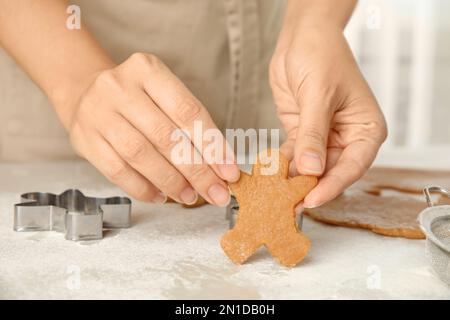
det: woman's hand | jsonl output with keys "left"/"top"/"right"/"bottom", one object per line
{"left": 0, "top": 2, "right": 238, "bottom": 206}
{"left": 60, "top": 53, "right": 239, "bottom": 206}
{"left": 270, "top": 23, "right": 387, "bottom": 208}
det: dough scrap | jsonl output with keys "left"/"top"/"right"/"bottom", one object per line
{"left": 305, "top": 167, "right": 450, "bottom": 239}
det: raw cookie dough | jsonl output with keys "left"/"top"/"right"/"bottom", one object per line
{"left": 305, "top": 189, "right": 426, "bottom": 239}
{"left": 305, "top": 167, "right": 450, "bottom": 239}
{"left": 221, "top": 149, "right": 317, "bottom": 267}
{"left": 357, "top": 167, "right": 450, "bottom": 192}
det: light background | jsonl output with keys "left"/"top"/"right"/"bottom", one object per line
{"left": 345, "top": 0, "right": 450, "bottom": 168}
{"left": 0, "top": 0, "right": 448, "bottom": 167}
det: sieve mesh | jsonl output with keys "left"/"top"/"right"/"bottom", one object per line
{"left": 426, "top": 217, "right": 450, "bottom": 285}
{"left": 431, "top": 217, "right": 450, "bottom": 246}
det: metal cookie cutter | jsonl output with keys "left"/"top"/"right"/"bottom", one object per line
{"left": 14, "top": 189, "right": 131, "bottom": 241}
{"left": 226, "top": 195, "right": 303, "bottom": 230}
{"left": 419, "top": 186, "right": 450, "bottom": 285}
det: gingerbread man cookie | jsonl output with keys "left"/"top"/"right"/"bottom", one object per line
{"left": 221, "top": 149, "right": 317, "bottom": 267}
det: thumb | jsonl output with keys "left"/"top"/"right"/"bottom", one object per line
{"left": 294, "top": 103, "right": 331, "bottom": 176}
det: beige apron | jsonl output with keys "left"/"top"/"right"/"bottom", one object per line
{"left": 0, "top": 0, "right": 286, "bottom": 162}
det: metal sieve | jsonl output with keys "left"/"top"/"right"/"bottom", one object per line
{"left": 419, "top": 186, "right": 450, "bottom": 285}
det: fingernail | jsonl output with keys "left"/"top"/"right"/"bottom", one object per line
{"left": 294, "top": 203, "right": 304, "bottom": 214}
{"left": 208, "top": 184, "right": 231, "bottom": 207}
{"left": 299, "top": 152, "right": 323, "bottom": 174}
{"left": 153, "top": 192, "right": 167, "bottom": 204}
{"left": 218, "top": 164, "right": 240, "bottom": 182}
{"left": 180, "top": 187, "right": 198, "bottom": 205}
{"left": 303, "top": 202, "right": 322, "bottom": 209}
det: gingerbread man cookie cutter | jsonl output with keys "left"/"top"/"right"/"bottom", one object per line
{"left": 221, "top": 149, "right": 317, "bottom": 267}
{"left": 14, "top": 189, "right": 131, "bottom": 241}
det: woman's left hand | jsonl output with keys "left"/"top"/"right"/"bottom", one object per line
{"left": 270, "top": 23, "right": 387, "bottom": 208}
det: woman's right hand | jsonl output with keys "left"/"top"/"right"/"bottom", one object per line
{"left": 60, "top": 53, "right": 239, "bottom": 206}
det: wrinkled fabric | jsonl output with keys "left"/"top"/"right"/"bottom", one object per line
{"left": 0, "top": 0, "right": 286, "bottom": 161}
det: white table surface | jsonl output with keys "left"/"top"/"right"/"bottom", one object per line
{"left": 0, "top": 157, "right": 449, "bottom": 299}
